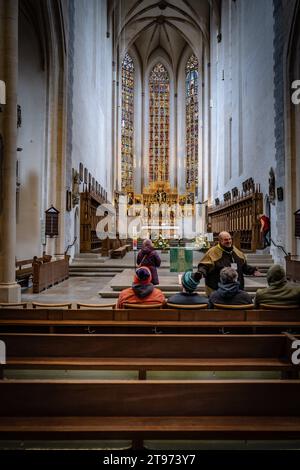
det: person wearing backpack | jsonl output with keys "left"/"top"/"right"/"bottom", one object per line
{"left": 137, "top": 239, "right": 161, "bottom": 285}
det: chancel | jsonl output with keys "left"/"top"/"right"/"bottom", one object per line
{"left": 0, "top": 0, "right": 300, "bottom": 457}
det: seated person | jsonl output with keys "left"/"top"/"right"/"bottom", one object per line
{"left": 168, "top": 271, "right": 209, "bottom": 306}
{"left": 209, "top": 267, "right": 252, "bottom": 307}
{"left": 254, "top": 264, "right": 300, "bottom": 307}
{"left": 117, "top": 266, "right": 165, "bottom": 309}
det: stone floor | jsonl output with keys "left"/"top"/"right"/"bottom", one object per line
{"left": 22, "top": 250, "right": 273, "bottom": 305}
{"left": 22, "top": 276, "right": 114, "bottom": 306}
{"left": 21, "top": 269, "right": 268, "bottom": 304}
{"left": 108, "top": 269, "right": 268, "bottom": 292}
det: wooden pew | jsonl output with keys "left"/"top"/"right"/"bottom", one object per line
{"left": 1, "top": 333, "right": 299, "bottom": 379}
{"left": 0, "top": 307, "right": 299, "bottom": 321}
{"left": 15, "top": 259, "right": 33, "bottom": 287}
{"left": 0, "top": 379, "right": 300, "bottom": 442}
{"left": 0, "top": 308, "right": 299, "bottom": 334}
{"left": 15, "top": 254, "right": 52, "bottom": 287}
{"left": 32, "top": 256, "right": 69, "bottom": 293}
{"left": 1, "top": 319, "right": 300, "bottom": 335}
{"left": 110, "top": 246, "right": 127, "bottom": 258}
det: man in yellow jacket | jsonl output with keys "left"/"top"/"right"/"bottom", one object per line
{"left": 197, "top": 231, "right": 262, "bottom": 295}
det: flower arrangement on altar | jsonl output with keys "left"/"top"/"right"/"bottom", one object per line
{"left": 194, "top": 235, "right": 210, "bottom": 251}
{"left": 153, "top": 234, "right": 170, "bottom": 250}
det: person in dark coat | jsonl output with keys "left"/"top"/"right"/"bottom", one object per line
{"left": 137, "top": 239, "right": 161, "bottom": 285}
{"left": 209, "top": 267, "right": 253, "bottom": 307}
{"left": 168, "top": 270, "right": 208, "bottom": 306}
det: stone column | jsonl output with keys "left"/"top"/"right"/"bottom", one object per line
{"left": 0, "top": 0, "right": 21, "bottom": 302}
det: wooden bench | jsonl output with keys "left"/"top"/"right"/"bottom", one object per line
{"left": 0, "top": 308, "right": 299, "bottom": 334}
{"left": 110, "top": 246, "right": 127, "bottom": 258}
{"left": 1, "top": 332, "right": 299, "bottom": 380}
{"left": 0, "top": 303, "right": 27, "bottom": 309}
{"left": 32, "top": 256, "right": 69, "bottom": 293}
{"left": 1, "top": 379, "right": 300, "bottom": 443}
{"left": 15, "top": 255, "right": 52, "bottom": 288}
{"left": 0, "top": 307, "right": 299, "bottom": 322}
{"left": 15, "top": 259, "right": 33, "bottom": 287}
{"left": 1, "top": 319, "right": 300, "bottom": 335}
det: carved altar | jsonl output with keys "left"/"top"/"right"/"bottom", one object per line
{"left": 117, "top": 182, "right": 196, "bottom": 240}
{"left": 142, "top": 182, "right": 178, "bottom": 207}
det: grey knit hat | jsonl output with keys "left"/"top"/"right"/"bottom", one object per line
{"left": 266, "top": 264, "right": 286, "bottom": 285}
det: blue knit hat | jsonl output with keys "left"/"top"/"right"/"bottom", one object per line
{"left": 181, "top": 270, "right": 199, "bottom": 293}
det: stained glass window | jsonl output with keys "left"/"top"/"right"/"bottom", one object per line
{"left": 121, "top": 53, "right": 134, "bottom": 191}
{"left": 149, "top": 63, "right": 170, "bottom": 182}
{"left": 185, "top": 54, "right": 199, "bottom": 196}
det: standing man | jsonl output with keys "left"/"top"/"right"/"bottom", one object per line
{"left": 197, "top": 231, "right": 263, "bottom": 295}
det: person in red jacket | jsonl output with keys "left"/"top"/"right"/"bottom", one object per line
{"left": 117, "top": 266, "right": 165, "bottom": 308}
{"left": 259, "top": 214, "right": 271, "bottom": 247}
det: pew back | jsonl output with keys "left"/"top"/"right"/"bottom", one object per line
{"left": 0, "top": 333, "right": 294, "bottom": 359}
{"left": 1, "top": 379, "right": 300, "bottom": 418}
{"left": 0, "top": 307, "right": 299, "bottom": 321}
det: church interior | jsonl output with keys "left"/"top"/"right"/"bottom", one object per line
{"left": 0, "top": 0, "right": 300, "bottom": 457}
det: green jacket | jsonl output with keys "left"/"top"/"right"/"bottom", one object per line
{"left": 254, "top": 281, "right": 300, "bottom": 307}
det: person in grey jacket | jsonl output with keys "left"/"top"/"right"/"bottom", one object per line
{"left": 209, "top": 267, "right": 253, "bottom": 307}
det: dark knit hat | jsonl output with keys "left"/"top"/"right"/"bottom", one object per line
{"left": 135, "top": 266, "right": 152, "bottom": 282}
{"left": 266, "top": 264, "right": 286, "bottom": 285}
{"left": 182, "top": 270, "right": 199, "bottom": 293}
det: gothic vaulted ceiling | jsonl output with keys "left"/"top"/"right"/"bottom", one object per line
{"left": 110, "top": 0, "right": 213, "bottom": 71}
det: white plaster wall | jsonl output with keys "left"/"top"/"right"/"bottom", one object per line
{"left": 16, "top": 12, "right": 47, "bottom": 259}
{"left": 71, "top": 0, "right": 112, "bottom": 195}
{"left": 209, "top": 0, "right": 276, "bottom": 236}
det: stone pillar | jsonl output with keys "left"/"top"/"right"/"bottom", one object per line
{"left": 0, "top": 0, "right": 21, "bottom": 302}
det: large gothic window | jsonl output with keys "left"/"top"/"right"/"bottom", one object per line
{"left": 149, "top": 63, "right": 170, "bottom": 182}
{"left": 185, "top": 54, "right": 199, "bottom": 194}
{"left": 121, "top": 53, "right": 134, "bottom": 191}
